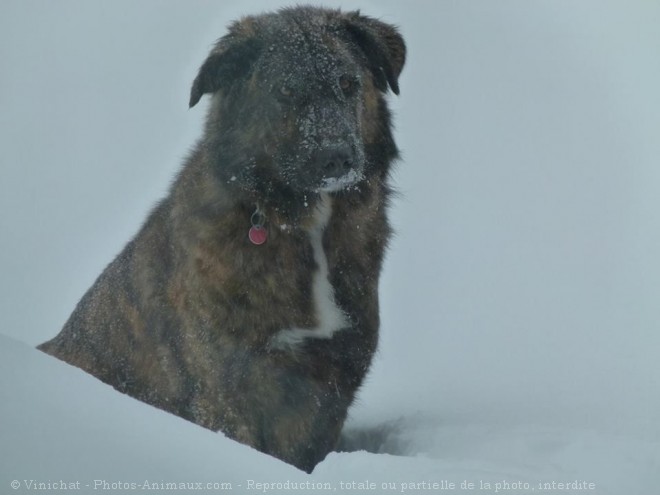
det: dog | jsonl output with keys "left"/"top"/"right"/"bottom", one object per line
{"left": 39, "top": 6, "right": 405, "bottom": 472}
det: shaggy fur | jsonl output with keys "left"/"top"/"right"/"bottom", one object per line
{"left": 39, "top": 6, "right": 405, "bottom": 472}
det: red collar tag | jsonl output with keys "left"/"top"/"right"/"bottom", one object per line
{"left": 249, "top": 207, "right": 268, "bottom": 245}
{"left": 249, "top": 225, "right": 268, "bottom": 245}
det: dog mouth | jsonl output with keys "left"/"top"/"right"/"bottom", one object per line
{"left": 316, "top": 168, "right": 362, "bottom": 193}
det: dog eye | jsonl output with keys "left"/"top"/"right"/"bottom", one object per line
{"left": 339, "top": 75, "right": 357, "bottom": 95}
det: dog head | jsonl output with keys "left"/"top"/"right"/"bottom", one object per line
{"left": 189, "top": 7, "right": 405, "bottom": 206}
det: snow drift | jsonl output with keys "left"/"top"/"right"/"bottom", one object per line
{"left": 1, "top": 334, "right": 658, "bottom": 494}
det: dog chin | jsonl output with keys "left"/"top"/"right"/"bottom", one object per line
{"left": 315, "top": 168, "right": 363, "bottom": 193}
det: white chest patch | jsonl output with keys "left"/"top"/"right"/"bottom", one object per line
{"left": 271, "top": 194, "right": 349, "bottom": 350}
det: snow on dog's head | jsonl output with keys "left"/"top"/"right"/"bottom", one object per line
{"left": 189, "top": 6, "right": 405, "bottom": 207}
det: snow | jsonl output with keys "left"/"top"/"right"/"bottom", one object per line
{"left": 1, "top": 335, "right": 658, "bottom": 493}
{"left": 318, "top": 168, "right": 361, "bottom": 193}
{"left": 2, "top": 0, "right": 660, "bottom": 494}
{"left": 0, "top": 335, "right": 301, "bottom": 485}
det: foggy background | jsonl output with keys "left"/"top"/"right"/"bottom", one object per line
{"left": 2, "top": 0, "right": 659, "bottom": 442}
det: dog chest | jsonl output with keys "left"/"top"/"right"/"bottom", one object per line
{"left": 270, "top": 194, "right": 349, "bottom": 349}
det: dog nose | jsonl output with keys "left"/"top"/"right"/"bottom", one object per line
{"left": 317, "top": 146, "right": 355, "bottom": 179}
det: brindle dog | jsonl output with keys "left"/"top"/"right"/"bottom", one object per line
{"left": 39, "top": 6, "right": 405, "bottom": 472}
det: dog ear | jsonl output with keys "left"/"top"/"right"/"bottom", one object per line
{"left": 344, "top": 12, "right": 406, "bottom": 95}
{"left": 189, "top": 29, "right": 262, "bottom": 108}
